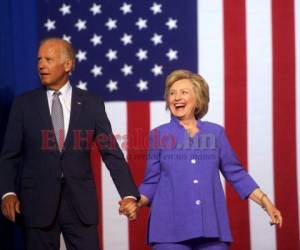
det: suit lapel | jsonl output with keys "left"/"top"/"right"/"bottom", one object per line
{"left": 35, "top": 88, "right": 53, "bottom": 130}
{"left": 35, "top": 88, "right": 61, "bottom": 155}
{"left": 64, "top": 87, "right": 84, "bottom": 151}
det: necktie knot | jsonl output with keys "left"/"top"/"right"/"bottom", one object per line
{"left": 53, "top": 91, "right": 61, "bottom": 97}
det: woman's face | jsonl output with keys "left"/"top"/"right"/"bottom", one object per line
{"left": 167, "top": 79, "right": 197, "bottom": 121}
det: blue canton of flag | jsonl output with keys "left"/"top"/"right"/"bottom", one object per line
{"left": 38, "top": 0, "right": 197, "bottom": 101}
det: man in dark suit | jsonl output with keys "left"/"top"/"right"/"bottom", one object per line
{"left": 0, "top": 38, "right": 140, "bottom": 249}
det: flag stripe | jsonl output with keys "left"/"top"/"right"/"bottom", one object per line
{"left": 296, "top": 0, "right": 300, "bottom": 237}
{"left": 272, "top": 1, "right": 300, "bottom": 249}
{"left": 127, "top": 102, "right": 150, "bottom": 250}
{"left": 102, "top": 102, "right": 129, "bottom": 250}
{"left": 246, "top": 1, "right": 276, "bottom": 249}
{"left": 60, "top": 234, "right": 66, "bottom": 250}
{"left": 223, "top": 1, "right": 250, "bottom": 249}
{"left": 197, "top": 0, "right": 225, "bottom": 127}
{"left": 150, "top": 101, "right": 170, "bottom": 130}
{"left": 197, "top": 0, "right": 226, "bottom": 189}
{"left": 90, "top": 144, "right": 104, "bottom": 250}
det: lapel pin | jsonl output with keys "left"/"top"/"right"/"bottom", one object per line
{"left": 77, "top": 101, "right": 82, "bottom": 105}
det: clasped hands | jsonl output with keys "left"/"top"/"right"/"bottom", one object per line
{"left": 118, "top": 198, "right": 140, "bottom": 221}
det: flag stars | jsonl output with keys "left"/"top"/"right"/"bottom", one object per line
{"left": 90, "top": 34, "right": 102, "bottom": 46}
{"left": 166, "top": 49, "right": 178, "bottom": 61}
{"left": 120, "top": 2, "right": 132, "bottom": 15}
{"left": 62, "top": 34, "right": 71, "bottom": 43}
{"left": 59, "top": 3, "right": 71, "bottom": 16}
{"left": 136, "top": 49, "right": 148, "bottom": 61}
{"left": 151, "top": 64, "right": 163, "bottom": 76}
{"left": 44, "top": 19, "right": 56, "bottom": 31}
{"left": 76, "top": 81, "right": 87, "bottom": 90}
{"left": 76, "top": 50, "right": 87, "bottom": 62}
{"left": 105, "top": 18, "right": 117, "bottom": 30}
{"left": 166, "top": 18, "right": 178, "bottom": 30}
{"left": 151, "top": 33, "right": 163, "bottom": 45}
{"left": 135, "top": 18, "right": 147, "bottom": 30}
{"left": 91, "top": 65, "right": 103, "bottom": 77}
{"left": 90, "top": 3, "right": 101, "bottom": 15}
{"left": 75, "top": 19, "right": 87, "bottom": 31}
{"left": 121, "top": 33, "right": 133, "bottom": 46}
{"left": 150, "top": 2, "right": 162, "bottom": 15}
{"left": 106, "top": 49, "right": 118, "bottom": 61}
{"left": 106, "top": 80, "right": 118, "bottom": 92}
{"left": 137, "top": 79, "right": 148, "bottom": 92}
{"left": 121, "top": 64, "right": 133, "bottom": 76}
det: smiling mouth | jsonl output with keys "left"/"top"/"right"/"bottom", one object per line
{"left": 174, "top": 103, "right": 185, "bottom": 110}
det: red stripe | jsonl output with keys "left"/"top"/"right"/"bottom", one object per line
{"left": 272, "top": 1, "right": 300, "bottom": 249}
{"left": 127, "top": 102, "right": 151, "bottom": 250}
{"left": 90, "top": 143, "right": 104, "bottom": 250}
{"left": 223, "top": 1, "right": 250, "bottom": 249}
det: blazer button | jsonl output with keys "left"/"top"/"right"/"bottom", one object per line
{"left": 193, "top": 179, "right": 199, "bottom": 184}
{"left": 191, "top": 159, "right": 196, "bottom": 164}
{"left": 195, "top": 200, "right": 201, "bottom": 205}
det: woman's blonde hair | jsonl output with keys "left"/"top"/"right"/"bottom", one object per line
{"left": 164, "top": 69, "right": 210, "bottom": 119}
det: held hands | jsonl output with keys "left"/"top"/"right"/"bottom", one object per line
{"left": 1, "top": 194, "right": 21, "bottom": 222}
{"left": 118, "top": 195, "right": 149, "bottom": 221}
{"left": 118, "top": 198, "right": 139, "bottom": 221}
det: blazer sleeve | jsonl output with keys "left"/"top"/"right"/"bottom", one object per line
{"left": 94, "top": 98, "right": 140, "bottom": 199}
{"left": 0, "top": 97, "right": 23, "bottom": 197}
{"left": 218, "top": 127, "right": 259, "bottom": 199}
{"left": 139, "top": 129, "right": 161, "bottom": 204}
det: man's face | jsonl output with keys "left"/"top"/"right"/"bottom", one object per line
{"left": 37, "top": 41, "right": 72, "bottom": 90}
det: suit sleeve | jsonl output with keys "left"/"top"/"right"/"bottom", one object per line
{"left": 218, "top": 127, "right": 259, "bottom": 199}
{"left": 94, "top": 98, "right": 140, "bottom": 199}
{"left": 0, "top": 97, "right": 23, "bottom": 197}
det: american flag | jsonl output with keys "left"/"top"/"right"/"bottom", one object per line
{"left": 39, "top": 0, "right": 300, "bottom": 250}
{"left": 39, "top": 0, "right": 197, "bottom": 100}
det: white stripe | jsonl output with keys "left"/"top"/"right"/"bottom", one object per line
{"left": 197, "top": 0, "right": 226, "bottom": 189}
{"left": 102, "top": 101, "right": 129, "bottom": 250}
{"left": 60, "top": 234, "right": 66, "bottom": 250}
{"left": 197, "top": 0, "right": 224, "bottom": 126}
{"left": 246, "top": 1, "right": 276, "bottom": 249}
{"left": 150, "top": 101, "right": 170, "bottom": 130}
{"left": 295, "top": 0, "right": 300, "bottom": 236}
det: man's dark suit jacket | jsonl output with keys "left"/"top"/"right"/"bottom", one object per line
{"left": 0, "top": 86, "right": 140, "bottom": 227}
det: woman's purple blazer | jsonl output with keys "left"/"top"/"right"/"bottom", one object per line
{"left": 139, "top": 116, "right": 258, "bottom": 244}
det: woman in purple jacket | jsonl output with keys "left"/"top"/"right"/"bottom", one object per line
{"left": 137, "top": 70, "right": 282, "bottom": 250}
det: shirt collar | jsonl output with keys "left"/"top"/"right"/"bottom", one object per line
{"left": 46, "top": 81, "right": 72, "bottom": 99}
{"left": 170, "top": 115, "right": 202, "bottom": 130}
